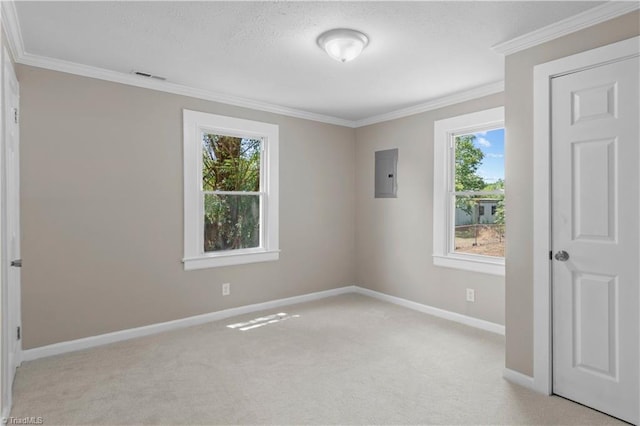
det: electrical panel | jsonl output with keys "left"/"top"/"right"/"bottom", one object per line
{"left": 375, "top": 148, "right": 398, "bottom": 198}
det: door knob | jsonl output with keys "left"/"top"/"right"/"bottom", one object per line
{"left": 554, "top": 251, "right": 569, "bottom": 262}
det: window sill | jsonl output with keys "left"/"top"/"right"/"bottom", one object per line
{"left": 183, "top": 249, "right": 280, "bottom": 271}
{"left": 433, "top": 254, "right": 505, "bottom": 276}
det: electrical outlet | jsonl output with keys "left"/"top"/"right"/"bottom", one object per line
{"left": 222, "top": 283, "right": 230, "bottom": 296}
{"left": 466, "top": 288, "right": 475, "bottom": 302}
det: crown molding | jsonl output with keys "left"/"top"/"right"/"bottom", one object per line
{"left": 1, "top": 0, "right": 25, "bottom": 62}
{"left": 492, "top": 1, "right": 640, "bottom": 56}
{"left": 352, "top": 81, "right": 505, "bottom": 128}
{"left": 12, "top": 49, "right": 506, "bottom": 129}
{"left": 17, "top": 53, "right": 355, "bottom": 128}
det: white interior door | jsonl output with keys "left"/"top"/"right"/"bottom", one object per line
{"left": 1, "top": 46, "right": 20, "bottom": 412}
{"left": 551, "top": 55, "right": 639, "bottom": 424}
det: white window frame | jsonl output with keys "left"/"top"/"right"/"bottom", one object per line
{"left": 433, "top": 106, "right": 505, "bottom": 276}
{"left": 182, "top": 110, "right": 279, "bottom": 270}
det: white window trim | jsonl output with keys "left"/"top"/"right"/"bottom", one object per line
{"left": 183, "top": 109, "right": 279, "bottom": 270}
{"left": 433, "top": 106, "right": 505, "bottom": 276}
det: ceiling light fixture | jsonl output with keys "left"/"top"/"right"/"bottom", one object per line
{"left": 317, "top": 28, "right": 369, "bottom": 63}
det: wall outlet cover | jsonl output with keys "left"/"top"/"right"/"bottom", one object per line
{"left": 466, "top": 288, "right": 475, "bottom": 302}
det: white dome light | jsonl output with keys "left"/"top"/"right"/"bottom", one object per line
{"left": 317, "top": 28, "right": 369, "bottom": 63}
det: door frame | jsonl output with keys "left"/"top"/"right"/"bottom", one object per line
{"left": 0, "top": 41, "right": 20, "bottom": 418}
{"left": 532, "top": 35, "right": 640, "bottom": 399}
{"left": 0, "top": 7, "right": 4, "bottom": 417}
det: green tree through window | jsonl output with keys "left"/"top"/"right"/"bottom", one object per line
{"left": 453, "top": 131, "right": 505, "bottom": 258}
{"left": 455, "top": 135, "right": 485, "bottom": 192}
{"left": 455, "top": 135, "right": 485, "bottom": 216}
{"left": 202, "top": 134, "right": 262, "bottom": 252}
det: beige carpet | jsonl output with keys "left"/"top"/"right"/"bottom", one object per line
{"left": 10, "top": 293, "right": 624, "bottom": 425}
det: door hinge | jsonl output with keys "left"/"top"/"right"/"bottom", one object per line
{"left": 13, "top": 108, "right": 18, "bottom": 124}
{"left": 17, "top": 326, "right": 21, "bottom": 340}
{"left": 549, "top": 250, "right": 553, "bottom": 260}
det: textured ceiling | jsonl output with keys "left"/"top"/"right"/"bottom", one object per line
{"left": 16, "top": 1, "right": 604, "bottom": 121}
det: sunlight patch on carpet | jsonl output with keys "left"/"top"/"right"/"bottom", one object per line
{"left": 226, "top": 313, "right": 300, "bottom": 331}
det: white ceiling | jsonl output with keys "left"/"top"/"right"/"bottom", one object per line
{"left": 15, "top": 1, "right": 606, "bottom": 122}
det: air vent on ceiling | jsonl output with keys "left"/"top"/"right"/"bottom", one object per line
{"left": 131, "top": 71, "right": 166, "bottom": 81}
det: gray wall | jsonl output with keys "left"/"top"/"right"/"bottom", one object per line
{"left": 18, "top": 66, "right": 356, "bottom": 349}
{"left": 354, "top": 93, "right": 506, "bottom": 326}
{"left": 504, "top": 11, "right": 640, "bottom": 376}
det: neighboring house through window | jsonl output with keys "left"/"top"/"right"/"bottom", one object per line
{"left": 433, "top": 107, "right": 505, "bottom": 276}
{"left": 183, "top": 110, "right": 279, "bottom": 270}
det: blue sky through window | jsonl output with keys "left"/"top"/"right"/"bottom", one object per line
{"left": 472, "top": 128, "right": 504, "bottom": 184}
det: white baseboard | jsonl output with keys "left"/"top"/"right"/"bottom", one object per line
{"left": 353, "top": 287, "right": 505, "bottom": 335}
{"left": 22, "top": 285, "right": 356, "bottom": 362}
{"left": 503, "top": 368, "right": 536, "bottom": 391}
{"left": 22, "top": 284, "right": 506, "bottom": 362}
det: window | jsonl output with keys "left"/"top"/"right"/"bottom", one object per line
{"left": 433, "top": 107, "right": 505, "bottom": 276}
{"left": 183, "top": 110, "right": 279, "bottom": 270}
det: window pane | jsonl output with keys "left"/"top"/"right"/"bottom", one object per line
{"left": 202, "top": 134, "right": 261, "bottom": 192}
{"left": 453, "top": 128, "right": 505, "bottom": 258}
{"left": 454, "top": 194, "right": 505, "bottom": 258}
{"left": 454, "top": 129, "right": 504, "bottom": 192}
{"left": 204, "top": 194, "right": 260, "bottom": 252}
